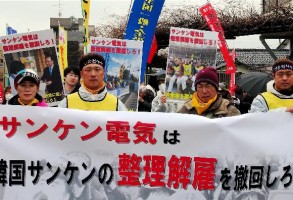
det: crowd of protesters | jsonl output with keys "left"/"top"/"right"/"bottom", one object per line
{"left": 1, "top": 54, "right": 293, "bottom": 200}
{"left": 1, "top": 54, "right": 293, "bottom": 116}
{"left": 152, "top": 57, "right": 293, "bottom": 116}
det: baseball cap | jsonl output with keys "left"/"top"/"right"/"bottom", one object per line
{"left": 14, "top": 69, "right": 40, "bottom": 86}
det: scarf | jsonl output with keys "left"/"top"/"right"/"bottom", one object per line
{"left": 191, "top": 92, "right": 217, "bottom": 115}
{"left": 18, "top": 98, "right": 39, "bottom": 106}
{"left": 81, "top": 82, "right": 105, "bottom": 94}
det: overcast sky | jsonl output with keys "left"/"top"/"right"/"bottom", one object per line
{"left": 0, "top": 0, "right": 281, "bottom": 49}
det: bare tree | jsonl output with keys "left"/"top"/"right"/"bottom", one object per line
{"left": 92, "top": 0, "right": 293, "bottom": 69}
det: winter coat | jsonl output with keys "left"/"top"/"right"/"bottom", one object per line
{"left": 235, "top": 90, "right": 253, "bottom": 114}
{"left": 151, "top": 90, "right": 177, "bottom": 113}
{"left": 64, "top": 83, "right": 81, "bottom": 96}
{"left": 138, "top": 89, "right": 155, "bottom": 112}
{"left": 58, "top": 85, "right": 127, "bottom": 111}
{"left": 249, "top": 80, "right": 293, "bottom": 113}
{"left": 178, "top": 95, "right": 240, "bottom": 118}
{"left": 7, "top": 93, "right": 48, "bottom": 107}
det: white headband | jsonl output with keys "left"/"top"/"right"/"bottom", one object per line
{"left": 83, "top": 58, "right": 104, "bottom": 67}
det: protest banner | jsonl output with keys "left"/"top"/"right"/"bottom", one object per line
{"left": 199, "top": 3, "right": 236, "bottom": 74}
{"left": 0, "top": 106, "right": 293, "bottom": 200}
{"left": 229, "top": 48, "right": 237, "bottom": 96}
{"left": 124, "top": 0, "right": 165, "bottom": 82}
{"left": 81, "top": 0, "right": 90, "bottom": 53}
{"left": 147, "top": 36, "right": 158, "bottom": 64}
{"left": 90, "top": 37, "right": 143, "bottom": 111}
{"left": 166, "top": 27, "right": 218, "bottom": 102}
{"left": 58, "top": 25, "right": 68, "bottom": 77}
{"left": 0, "top": 29, "right": 64, "bottom": 106}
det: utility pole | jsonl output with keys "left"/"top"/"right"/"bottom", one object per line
{"left": 58, "top": 0, "right": 62, "bottom": 17}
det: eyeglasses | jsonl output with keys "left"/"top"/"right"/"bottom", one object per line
{"left": 196, "top": 83, "right": 214, "bottom": 91}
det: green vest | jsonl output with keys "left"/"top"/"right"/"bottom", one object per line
{"left": 261, "top": 92, "right": 293, "bottom": 110}
{"left": 67, "top": 92, "right": 118, "bottom": 111}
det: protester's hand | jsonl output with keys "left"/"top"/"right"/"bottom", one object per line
{"left": 285, "top": 106, "right": 293, "bottom": 113}
{"left": 232, "top": 97, "right": 240, "bottom": 105}
{"left": 46, "top": 81, "right": 52, "bottom": 85}
{"left": 160, "top": 96, "right": 167, "bottom": 104}
{"left": 138, "top": 96, "right": 144, "bottom": 103}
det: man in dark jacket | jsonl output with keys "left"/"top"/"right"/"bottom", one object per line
{"left": 138, "top": 85, "right": 155, "bottom": 112}
{"left": 41, "top": 55, "right": 64, "bottom": 101}
{"left": 234, "top": 84, "right": 253, "bottom": 114}
{"left": 179, "top": 67, "right": 240, "bottom": 118}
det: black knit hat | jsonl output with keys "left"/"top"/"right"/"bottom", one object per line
{"left": 194, "top": 67, "right": 219, "bottom": 89}
{"left": 79, "top": 53, "right": 105, "bottom": 71}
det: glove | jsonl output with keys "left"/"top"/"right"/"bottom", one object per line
{"left": 233, "top": 97, "right": 240, "bottom": 105}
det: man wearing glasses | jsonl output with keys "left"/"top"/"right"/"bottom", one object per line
{"left": 179, "top": 67, "right": 240, "bottom": 118}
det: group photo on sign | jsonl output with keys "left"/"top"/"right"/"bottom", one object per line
{"left": 165, "top": 27, "right": 218, "bottom": 102}
{"left": 1, "top": 0, "right": 293, "bottom": 199}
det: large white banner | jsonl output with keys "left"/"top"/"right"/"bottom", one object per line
{"left": 0, "top": 106, "right": 293, "bottom": 200}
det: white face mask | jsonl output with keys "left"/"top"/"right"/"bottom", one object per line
{"left": 5, "top": 94, "right": 13, "bottom": 101}
{"left": 158, "top": 83, "right": 165, "bottom": 94}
